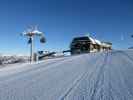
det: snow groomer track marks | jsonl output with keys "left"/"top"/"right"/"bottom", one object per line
{"left": 0, "top": 50, "right": 133, "bottom": 100}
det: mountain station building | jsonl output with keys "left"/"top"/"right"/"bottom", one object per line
{"left": 70, "top": 36, "right": 112, "bottom": 55}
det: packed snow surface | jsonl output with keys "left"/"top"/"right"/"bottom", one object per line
{"left": 0, "top": 50, "right": 133, "bottom": 100}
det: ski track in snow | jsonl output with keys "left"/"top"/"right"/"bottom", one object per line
{"left": 0, "top": 50, "right": 133, "bottom": 100}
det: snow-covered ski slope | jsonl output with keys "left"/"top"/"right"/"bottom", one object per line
{"left": 0, "top": 50, "right": 133, "bottom": 100}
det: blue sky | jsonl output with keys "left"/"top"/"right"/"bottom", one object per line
{"left": 0, "top": 0, "right": 133, "bottom": 55}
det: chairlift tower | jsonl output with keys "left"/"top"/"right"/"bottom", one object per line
{"left": 22, "top": 26, "right": 46, "bottom": 63}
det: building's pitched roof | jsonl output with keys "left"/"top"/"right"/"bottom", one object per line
{"left": 89, "top": 37, "right": 96, "bottom": 44}
{"left": 71, "top": 36, "right": 112, "bottom": 47}
{"left": 94, "top": 39, "right": 101, "bottom": 45}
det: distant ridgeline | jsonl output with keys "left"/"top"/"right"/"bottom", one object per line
{"left": 70, "top": 36, "right": 112, "bottom": 55}
{"left": 0, "top": 55, "right": 28, "bottom": 65}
